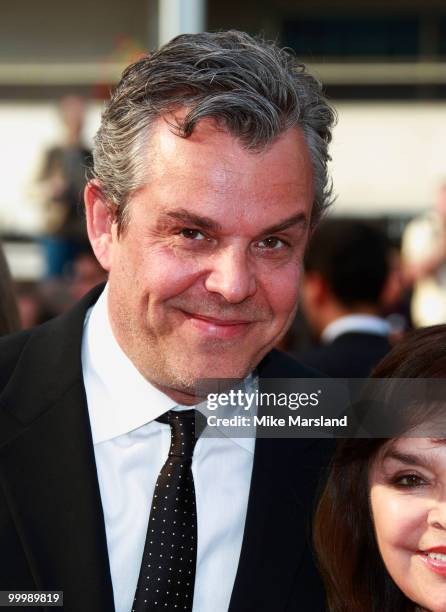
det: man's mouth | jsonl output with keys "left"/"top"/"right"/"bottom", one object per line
{"left": 188, "top": 313, "right": 252, "bottom": 325}
{"left": 418, "top": 547, "right": 446, "bottom": 576}
{"left": 179, "top": 310, "right": 255, "bottom": 339}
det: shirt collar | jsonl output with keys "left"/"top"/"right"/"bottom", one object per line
{"left": 82, "top": 285, "right": 176, "bottom": 444}
{"left": 81, "top": 285, "right": 254, "bottom": 454}
{"left": 321, "top": 314, "right": 391, "bottom": 344}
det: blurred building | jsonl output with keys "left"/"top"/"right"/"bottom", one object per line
{"left": 1, "top": 0, "right": 446, "bottom": 276}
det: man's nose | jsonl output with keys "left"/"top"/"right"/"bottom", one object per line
{"left": 428, "top": 501, "right": 446, "bottom": 530}
{"left": 204, "top": 247, "right": 257, "bottom": 303}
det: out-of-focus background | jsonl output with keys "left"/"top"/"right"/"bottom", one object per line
{"left": 1, "top": 0, "right": 446, "bottom": 366}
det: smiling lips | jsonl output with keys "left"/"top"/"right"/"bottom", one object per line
{"left": 181, "top": 311, "right": 254, "bottom": 339}
{"left": 419, "top": 547, "right": 446, "bottom": 576}
{"left": 190, "top": 313, "right": 252, "bottom": 325}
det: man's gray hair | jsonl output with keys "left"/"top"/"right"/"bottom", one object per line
{"left": 93, "top": 30, "right": 336, "bottom": 232}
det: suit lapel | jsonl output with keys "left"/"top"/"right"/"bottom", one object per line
{"left": 229, "top": 437, "right": 312, "bottom": 611}
{"left": 0, "top": 285, "right": 114, "bottom": 612}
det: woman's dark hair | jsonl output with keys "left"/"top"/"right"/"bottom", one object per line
{"left": 313, "top": 325, "right": 446, "bottom": 612}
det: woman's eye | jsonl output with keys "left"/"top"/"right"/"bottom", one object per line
{"left": 180, "top": 229, "right": 206, "bottom": 240}
{"left": 258, "top": 236, "right": 285, "bottom": 249}
{"left": 393, "top": 474, "right": 427, "bottom": 488}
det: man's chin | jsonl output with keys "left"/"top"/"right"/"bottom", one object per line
{"left": 205, "top": 356, "right": 258, "bottom": 377}
{"left": 160, "top": 360, "right": 255, "bottom": 396}
{"left": 150, "top": 373, "right": 244, "bottom": 407}
{"left": 182, "top": 366, "right": 252, "bottom": 387}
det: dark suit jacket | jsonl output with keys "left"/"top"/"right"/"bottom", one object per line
{"left": 0, "top": 285, "right": 331, "bottom": 611}
{"left": 296, "top": 331, "right": 391, "bottom": 378}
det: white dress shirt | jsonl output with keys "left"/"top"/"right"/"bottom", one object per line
{"left": 321, "top": 314, "right": 391, "bottom": 344}
{"left": 81, "top": 287, "right": 255, "bottom": 612}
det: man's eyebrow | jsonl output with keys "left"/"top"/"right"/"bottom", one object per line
{"left": 157, "top": 209, "right": 222, "bottom": 232}
{"left": 259, "top": 213, "right": 308, "bottom": 236}
{"left": 156, "top": 210, "right": 307, "bottom": 235}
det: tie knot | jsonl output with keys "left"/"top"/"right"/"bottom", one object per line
{"left": 157, "top": 410, "right": 198, "bottom": 459}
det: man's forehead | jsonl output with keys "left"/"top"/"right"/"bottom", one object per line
{"left": 141, "top": 117, "right": 313, "bottom": 208}
{"left": 124, "top": 114, "right": 315, "bottom": 232}
{"left": 148, "top": 114, "right": 310, "bottom": 173}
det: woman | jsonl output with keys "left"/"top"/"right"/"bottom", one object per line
{"left": 314, "top": 325, "right": 446, "bottom": 612}
{"left": 0, "top": 241, "right": 20, "bottom": 335}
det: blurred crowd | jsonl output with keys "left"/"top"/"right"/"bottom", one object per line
{"left": 1, "top": 94, "right": 446, "bottom": 376}
{"left": 280, "top": 179, "right": 446, "bottom": 376}
{"left": 1, "top": 95, "right": 107, "bottom": 334}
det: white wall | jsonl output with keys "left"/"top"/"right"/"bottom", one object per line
{"left": 330, "top": 102, "right": 446, "bottom": 215}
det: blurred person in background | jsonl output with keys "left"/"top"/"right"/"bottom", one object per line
{"left": 15, "top": 283, "right": 46, "bottom": 329}
{"left": 14, "top": 282, "right": 58, "bottom": 329}
{"left": 402, "top": 180, "right": 446, "bottom": 327}
{"left": 36, "top": 95, "right": 92, "bottom": 278}
{"left": 13, "top": 248, "right": 108, "bottom": 329}
{"left": 0, "top": 242, "right": 20, "bottom": 335}
{"left": 380, "top": 246, "right": 411, "bottom": 341}
{"left": 69, "top": 246, "right": 108, "bottom": 302}
{"left": 295, "top": 218, "right": 392, "bottom": 377}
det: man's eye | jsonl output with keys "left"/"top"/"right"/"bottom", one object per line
{"left": 258, "top": 236, "right": 285, "bottom": 249}
{"left": 180, "top": 229, "right": 206, "bottom": 240}
{"left": 392, "top": 473, "right": 428, "bottom": 488}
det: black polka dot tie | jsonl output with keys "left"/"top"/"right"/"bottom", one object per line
{"left": 132, "top": 410, "right": 199, "bottom": 612}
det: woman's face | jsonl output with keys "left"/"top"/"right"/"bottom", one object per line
{"left": 369, "top": 438, "right": 446, "bottom": 612}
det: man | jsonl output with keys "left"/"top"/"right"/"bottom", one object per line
{"left": 36, "top": 96, "right": 92, "bottom": 277}
{"left": 297, "top": 218, "right": 391, "bottom": 377}
{"left": 0, "top": 32, "right": 335, "bottom": 611}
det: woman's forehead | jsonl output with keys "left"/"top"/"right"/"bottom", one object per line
{"left": 375, "top": 437, "right": 446, "bottom": 464}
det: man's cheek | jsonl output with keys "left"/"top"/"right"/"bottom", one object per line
{"left": 270, "top": 275, "right": 301, "bottom": 313}
{"left": 150, "top": 252, "right": 204, "bottom": 291}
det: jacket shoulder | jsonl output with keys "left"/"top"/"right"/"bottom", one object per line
{"left": 0, "top": 284, "right": 105, "bottom": 417}
{"left": 258, "top": 348, "right": 324, "bottom": 378}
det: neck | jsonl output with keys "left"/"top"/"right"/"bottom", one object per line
{"left": 329, "top": 304, "right": 380, "bottom": 321}
{"left": 317, "top": 304, "right": 380, "bottom": 337}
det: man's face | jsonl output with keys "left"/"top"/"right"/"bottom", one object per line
{"left": 98, "top": 118, "right": 314, "bottom": 401}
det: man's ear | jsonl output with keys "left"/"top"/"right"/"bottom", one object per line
{"left": 84, "top": 181, "right": 115, "bottom": 272}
